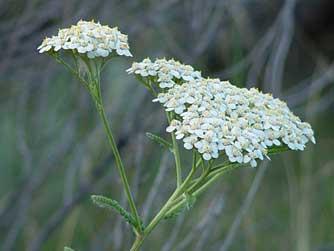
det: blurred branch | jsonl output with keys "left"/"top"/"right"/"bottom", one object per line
{"left": 28, "top": 154, "right": 114, "bottom": 251}
{"left": 173, "top": 195, "right": 225, "bottom": 251}
{"left": 0, "top": 113, "right": 77, "bottom": 244}
{"left": 286, "top": 62, "right": 334, "bottom": 107}
{"left": 142, "top": 153, "right": 171, "bottom": 222}
{"left": 194, "top": 196, "right": 225, "bottom": 251}
{"left": 219, "top": 162, "right": 268, "bottom": 251}
{"left": 264, "top": 0, "right": 297, "bottom": 96}
{"left": 193, "top": 0, "right": 226, "bottom": 57}
{"left": 161, "top": 214, "right": 186, "bottom": 251}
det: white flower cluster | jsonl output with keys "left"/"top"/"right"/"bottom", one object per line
{"left": 154, "top": 78, "right": 315, "bottom": 167}
{"left": 126, "top": 58, "right": 202, "bottom": 88}
{"left": 37, "top": 20, "right": 132, "bottom": 58}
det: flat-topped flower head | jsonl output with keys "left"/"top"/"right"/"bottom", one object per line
{"left": 155, "top": 78, "right": 315, "bottom": 167}
{"left": 126, "top": 58, "right": 202, "bottom": 89}
{"left": 37, "top": 20, "right": 132, "bottom": 58}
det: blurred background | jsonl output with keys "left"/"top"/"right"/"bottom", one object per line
{"left": 0, "top": 0, "right": 333, "bottom": 250}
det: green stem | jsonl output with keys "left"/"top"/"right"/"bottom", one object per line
{"left": 166, "top": 163, "right": 242, "bottom": 216}
{"left": 166, "top": 112, "right": 182, "bottom": 187}
{"left": 97, "top": 103, "right": 142, "bottom": 230}
{"left": 130, "top": 235, "right": 145, "bottom": 251}
{"left": 144, "top": 163, "right": 197, "bottom": 236}
{"left": 93, "top": 75, "right": 142, "bottom": 233}
{"left": 52, "top": 54, "right": 89, "bottom": 90}
{"left": 172, "top": 133, "right": 182, "bottom": 187}
{"left": 57, "top": 55, "right": 142, "bottom": 233}
{"left": 192, "top": 164, "right": 241, "bottom": 194}
{"left": 138, "top": 80, "right": 182, "bottom": 188}
{"left": 130, "top": 162, "right": 243, "bottom": 251}
{"left": 164, "top": 155, "right": 203, "bottom": 208}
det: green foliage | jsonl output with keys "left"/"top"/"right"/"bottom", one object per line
{"left": 164, "top": 193, "right": 197, "bottom": 220}
{"left": 163, "top": 204, "right": 186, "bottom": 220}
{"left": 146, "top": 132, "right": 173, "bottom": 151}
{"left": 185, "top": 193, "right": 197, "bottom": 210}
{"left": 91, "top": 195, "right": 141, "bottom": 229}
{"left": 267, "top": 145, "right": 290, "bottom": 155}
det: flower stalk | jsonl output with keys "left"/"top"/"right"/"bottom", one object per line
{"left": 58, "top": 55, "right": 143, "bottom": 234}
{"left": 94, "top": 91, "right": 143, "bottom": 234}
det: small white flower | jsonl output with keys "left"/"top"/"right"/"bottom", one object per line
{"left": 203, "top": 153, "right": 212, "bottom": 160}
{"left": 250, "top": 159, "right": 257, "bottom": 167}
{"left": 37, "top": 20, "right": 132, "bottom": 58}
{"left": 158, "top": 78, "right": 315, "bottom": 165}
{"left": 166, "top": 120, "right": 181, "bottom": 133}
{"left": 127, "top": 58, "right": 202, "bottom": 89}
{"left": 184, "top": 142, "right": 193, "bottom": 150}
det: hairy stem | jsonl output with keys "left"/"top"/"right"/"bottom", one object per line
{"left": 93, "top": 74, "right": 142, "bottom": 233}
{"left": 97, "top": 103, "right": 142, "bottom": 230}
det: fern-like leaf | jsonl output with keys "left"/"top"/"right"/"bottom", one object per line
{"left": 267, "top": 145, "right": 290, "bottom": 155}
{"left": 146, "top": 132, "right": 172, "bottom": 151}
{"left": 91, "top": 195, "right": 138, "bottom": 228}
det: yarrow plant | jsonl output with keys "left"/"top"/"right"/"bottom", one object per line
{"left": 38, "top": 20, "right": 315, "bottom": 251}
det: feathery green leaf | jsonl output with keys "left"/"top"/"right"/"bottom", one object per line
{"left": 91, "top": 195, "right": 138, "bottom": 228}
{"left": 267, "top": 145, "right": 290, "bottom": 155}
{"left": 146, "top": 132, "right": 173, "bottom": 151}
